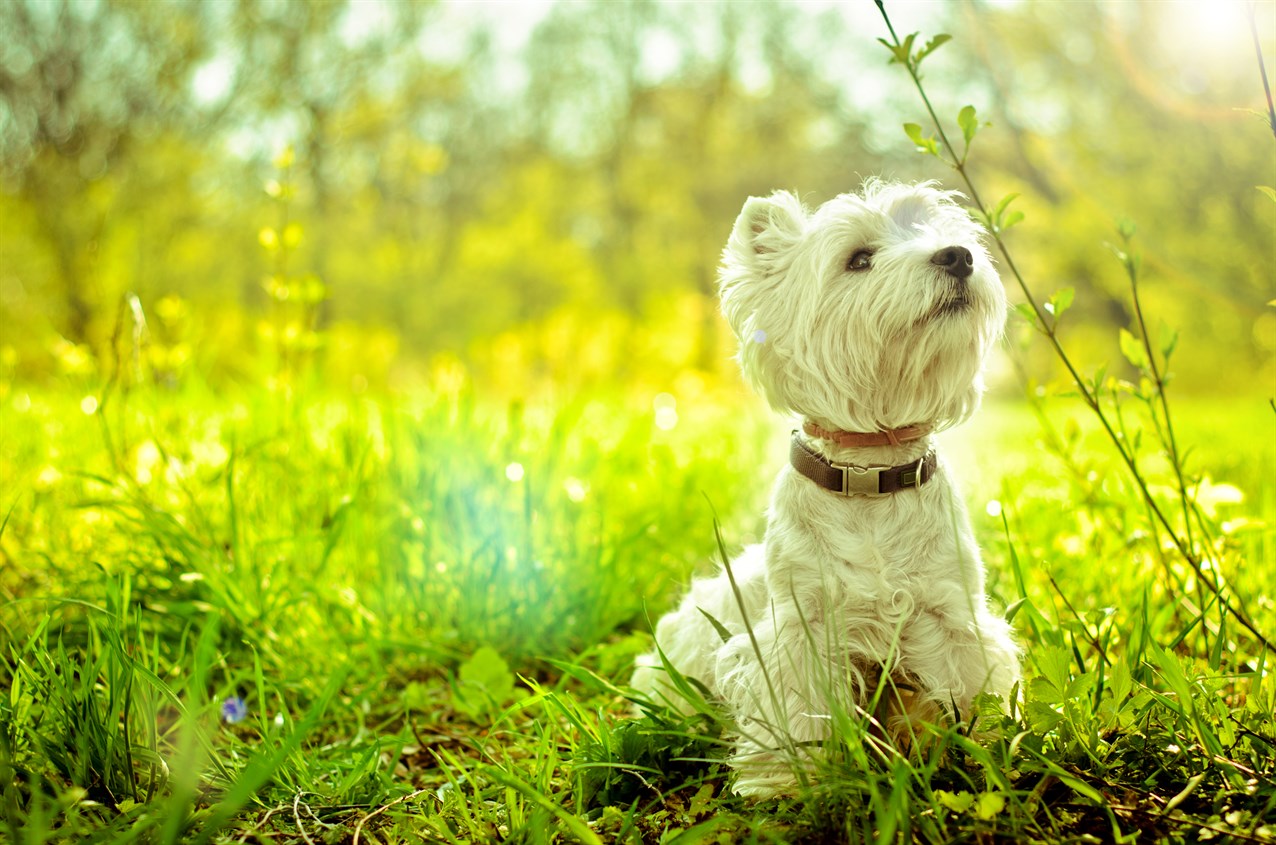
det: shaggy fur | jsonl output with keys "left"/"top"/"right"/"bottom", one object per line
{"left": 632, "top": 181, "right": 1021, "bottom": 797}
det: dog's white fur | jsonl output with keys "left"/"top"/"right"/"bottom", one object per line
{"left": 632, "top": 180, "right": 1020, "bottom": 797}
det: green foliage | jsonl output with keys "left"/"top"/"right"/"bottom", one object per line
{"left": 575, "top": 709, "right": 726, "bottom": 813}
{"left": 1, "top": 1, "right": 1272, "bottom": 393}
{"left": 902, "top": 123, "right": 940, "bottom": 157}
{"left": 451, "top": 647, "right": 522, "bottom": 720}
{"left": 1, "top": 370, "right": 1273, "bottom": 841}
{"left": 877, "top": 30, "right": 952, "bottom": 72}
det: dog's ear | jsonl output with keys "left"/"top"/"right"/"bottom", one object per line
{"left": 720, "top": 192, "right": 806, "bottom": 332}
{"left": 717, "top": 192, "right": 809, "bottom": 413}
{"left": 727, "top": 191, "right": 805, "bottom": 262}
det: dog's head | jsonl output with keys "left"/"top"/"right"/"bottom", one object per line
{"left": 719, "top": 180, "right": 1006, "bottom": 432}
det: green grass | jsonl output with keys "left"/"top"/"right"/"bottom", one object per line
{"left": 1, "top": 375, "right": 1273, "bottom": 843}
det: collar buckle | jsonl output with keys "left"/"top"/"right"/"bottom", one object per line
{"left": 839, "top": 463, "right": 888, "bottom": 497}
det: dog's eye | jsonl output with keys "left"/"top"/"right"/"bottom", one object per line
{"left": 847, "top": 250, "right": 874, "bottom": 271}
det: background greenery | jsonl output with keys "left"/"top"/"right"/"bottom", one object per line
{"left": 2, "top": 0, "right": 1273, "bottom": 394}
{"left": 1, "top": 0, "right": 1274, "bottom": 842}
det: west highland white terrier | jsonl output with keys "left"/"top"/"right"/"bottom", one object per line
{"left": 632, "top": 180, "right": 1021, "bottom": 797}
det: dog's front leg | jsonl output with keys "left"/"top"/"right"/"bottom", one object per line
{"left": 899, "top": 607, "right": 1019, "bottom": 722}
{"left": 714, "top": 610, "right": 852, "bottom": 796}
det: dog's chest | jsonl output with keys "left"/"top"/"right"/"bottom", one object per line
{"left": 765, "top": 465, "right": 977, "bottom": 601}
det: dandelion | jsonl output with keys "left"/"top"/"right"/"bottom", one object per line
{"left": 985, "top": 499, "right": 1002, "bottom": 518}
{"left": 505, "top": 462, "right": 525, "bottom": 482}
{"left": 221, "top": 696, "right": 248, "bottom": 724}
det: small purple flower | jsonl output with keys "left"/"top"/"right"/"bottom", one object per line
{"left": 752, "top": 329, "right": 767, "bottom": 344}
{"left": 221, "top": 696, "right": 248, "bottom": 724}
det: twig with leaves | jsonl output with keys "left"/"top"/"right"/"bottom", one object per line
{"left": 873, "top": 0, "right": 1273, "bottom": 656}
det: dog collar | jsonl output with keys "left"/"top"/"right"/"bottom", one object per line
{"left": 790, "top": 432, "right": 937, "bottom": 497}
{"left": 802, "top": 419, "right": 933, "bottom": 448}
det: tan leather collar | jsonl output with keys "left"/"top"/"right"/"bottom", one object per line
{"left": 802, "top": 419, "right": 933, "bottom": 448}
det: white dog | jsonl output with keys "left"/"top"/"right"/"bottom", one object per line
{"left": 632, "top": 180, "right": 1020, "bottom": 797}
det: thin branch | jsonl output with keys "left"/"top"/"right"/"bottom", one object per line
{"left": 873, "top": 0, "right": 1273, "bottom": 656}
{"left": 1250, "top": 1, "right": 1276, "bottom": 141}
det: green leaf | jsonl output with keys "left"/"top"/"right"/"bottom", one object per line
{"left": 1149, "top": 644, "right": 1196, "bottom": 717}
{"left": 1025, "top": 699, "right": 1064, "bottom": 732}
{"left": 1046, "top": 286, "right": 1075, "bottom": 319}
{"left": 876, "top": 37, "right": 910, "bottom": 66}
{"left": 1159, "top": 323, "right": 1179, "bottom": 358}
{"left": 974, "top": 792, "right": 1006, "bottom": 820}
{"left": 990, "top": 193, "right": 1024, "bottom": 233}
{"left": 1034, "top": 644, "right": 1072, "bottom": 693}
{"left": 461, "top": 646, "right": 515, "bottom": 696}
{"left": 999, "top": 210, "right": 1024, "bottom": 231}
{"left": 935, "top": 789, "right": 975, "bottom": 813}
{"left": 1013, "top": 302, "right": 1040, "bottom": 327}
{"left": 879, "top": 33, "right": 918, "bottom": 66}
{"left": 1118, "top": 328, "right": 1149, "bottom": 370}
{"left": 453, "top": 646, "right": 518, "bottom": 717}
{"left": 957, "top": 104, "right": 978, "bottom": 147}
{"left": 1108, "top": 658, "right": 1133, "bottom": 707}
{"left": 994, "top": 192, "right": 1020, "bottom": 218}
{"left": 1090, "top": 363, "right": 1109, "bottom": 395}
{"left": 697, "top": 606, "right": 733, "bottom": 644}
{"left": 914, "top": 33, "right": 952, "bottom": 65}
{"left": 686, "top": 782, "right": 716, "bottom": 819}
{"left": 901, "top": 122, "right": 941, "bottom": 157}
{"left": 1028, "top": 676, "right": 1063, "bottom": 706}
{"left": 1064, "top": 670, "right": 1095, "bottom": 702}
{"left": 402, "top": 680, "right": 431, "bottom": 711}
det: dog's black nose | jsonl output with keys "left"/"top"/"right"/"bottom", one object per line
{"left": 931, "top": 246, "right": 974, "bottom": 279}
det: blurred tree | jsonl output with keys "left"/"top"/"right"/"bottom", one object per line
{"left": 521, "top": 0, "right": 885, "bottom": 372}
{"left": 0, "top": 0, "right": 213, "bottom": 346}
{"left": 0, "top": 0, "right": 1269, "bottom": 392}
{"left": 944, "top": 0, "right": 1275, "bottom": 386}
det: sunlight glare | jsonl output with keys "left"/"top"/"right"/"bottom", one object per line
{"left": 1157, "top": 0, "right": 1247, "bottom": 60}
{"left": 191, "top": 56, "right": 234, "bottom": 105}
{"left": 564, "top": 477, "right": 589, "bottom": 502}
{"left": 654, "top": 392, "right": 678, "bottom": 431}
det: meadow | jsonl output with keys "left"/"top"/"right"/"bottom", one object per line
{"left": 1, "top": 356, "right": 1273, "bottom": 842}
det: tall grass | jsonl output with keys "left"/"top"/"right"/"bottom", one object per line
{"left": 3, "top": 362, "right": 1272, "bottom": 842}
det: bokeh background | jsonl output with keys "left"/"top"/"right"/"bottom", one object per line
{"left": 2, "top": 0, "right": 1273, "bottom": 402}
